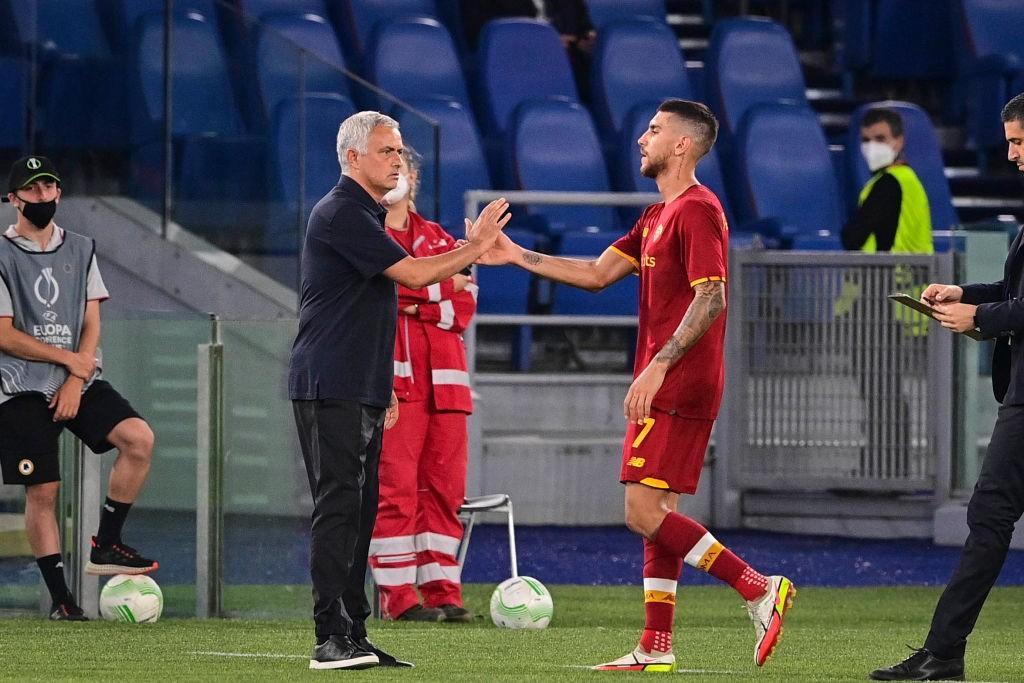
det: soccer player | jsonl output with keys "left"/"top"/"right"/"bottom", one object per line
{"left": 478, "top": 100, "right": 795, "bottom": 670}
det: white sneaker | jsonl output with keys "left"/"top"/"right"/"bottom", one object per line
{"left": 591, "top": 647, "right": 676, "bottom": 672}
{"left": 745, "top": 575, "right": 796, "bottom": 666}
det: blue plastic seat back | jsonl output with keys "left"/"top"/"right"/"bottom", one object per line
{"left": 961, "top": 0, "right": 1024, "bottom": 60}
{"left": 512, "top": 99, "right": 616, "bottom": 235}
{"left": 478, "top": 19, "right": 579, "bottom": 137}
{"left": 17, "top": 0, "right": 111, "bottom": 60}
{"left": 591, "top": 20, "right": 693, "bottom": 139}
{"left": 340, "top": 0, "right": 438, "bottom": 60}
{"left": 584, "top": 0, "right": 667, "bottom": 27}
{"left": 134, "top": 11, "right": 242, "bottom": 137}
{"left": 475, "top": 229, "right": 537, "bottom": 314}
{"left": 368, "top": 17, "right": 470, "bottom": 111}
{"left": 105, "top": 0, "right": 218, "bottom": 53}
{"left": 394, "top": 98, "right": 491, "bottom": 229}
{"left": 845, "top": 101, "right": 958, "bottom": 230}
{"left": 272, "top": 93, "right": 354, "bottom": 205}
{"left": 738, "top": 103, "right": 843, "bottom": 239}
{"left": 258, "top": 13, "right": 351, "bottom": 120}
{"left": 553, "top": 231, "right": 638, "bottom": 315}
{"left": 869, "top": 0, "right": 956, "bottom": 79}
{"left": 238, "top": 0, "right": 328, "bottom": 19}
{"left": 706, "top": 18, "right": 807, "bottom": 143}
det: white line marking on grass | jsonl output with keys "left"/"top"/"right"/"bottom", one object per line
{"left": 191, "top": 651, "right": 306, "bottom": 660}
{"left": 565, "top": 665, "right": 740, "bottom": 675}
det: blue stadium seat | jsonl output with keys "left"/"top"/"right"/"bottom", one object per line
{"left": 736, "top": 103, "right": 844, "bottom": 245}
{"left": 868, "top": 0, "right": 957, "bottom": 80}
{"left": 336, "top": 0, "right": 438, "bottom": 63}
{"left": 844, "top": 101, "right": 958, "bottom": 231}
{"left": 257, "top": 13, "right": 351, "bottom": 122}
{"left": 0, "top": 57, "right": 25, "bottom": 150}
{"left": 267, "top": 93, "right": 355, "bottom": 254}
{"left": 706, "top": 18, "right": 808, "bottom": 147}
{"left": 958, "top": 0, "right": 1024, "bottom": 152}
{"left": 477, "top": 19, "right": 579, "bottom": 140}
{"left": 584, "top": 0, "right": 667, "bottom": 27}
{"left": 617, "top": 102, "right": 736, "bottom": 229}
{"left": 367, "top": 17, "right": 470, "bottom": 112}
{"left": 590, "top": 19, "right": 693, "bottom": 143}
{"left": 511, "top": 99, "right": 616, "bottom": 235}
{"left": 237, "top": 0, "right": 328, "bottom": 19}
{"left": 100, "top": 1, "right": 219, "bottom": 56}
{"left": 393, "top": 98, "right": 491, "bottom": 230}
{"left": 553, "top": 232, "right": 638, "bottom": 315}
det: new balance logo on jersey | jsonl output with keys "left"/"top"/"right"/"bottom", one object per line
{"left": 627, "top": 456, "right": 646, "bottom": 468}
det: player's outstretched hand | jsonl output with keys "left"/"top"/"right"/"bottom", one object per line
{"left": 475, "top": 231, "right": 520, "bottom": 266}
{"left": 465, "top": 199, "right": 511, "bottom": 250}
{"left": 921, "top": 283, "right": 963, "bottom": 305}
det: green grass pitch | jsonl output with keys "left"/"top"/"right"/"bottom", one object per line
{"left": 1, "top": 584, "right": 1022, "bottom": 681}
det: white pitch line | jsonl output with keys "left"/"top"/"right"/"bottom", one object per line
{"left": 191, "top": 651, "right": 306, "bottom": 660}
{"left": 565, "top": 665, "right": 740, "bottom": 675}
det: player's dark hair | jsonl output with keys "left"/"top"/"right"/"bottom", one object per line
{"left": 1001, "top": 92, "right": 1024, "bottom": 124}
{"left": 657, "top": 99, "right": 718, "bottom": 157}
{"left": 861, "top": 107, "right": 904, "bottom": 138}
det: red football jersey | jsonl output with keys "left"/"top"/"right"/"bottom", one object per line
{"left": 611, "top": 184, "right": 729, "bottom": 419}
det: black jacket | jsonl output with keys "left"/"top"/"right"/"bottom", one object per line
{"left": 962, "top": 227, "right": 1024, "bottom": 404}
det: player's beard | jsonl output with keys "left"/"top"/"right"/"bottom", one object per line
{"left": 641, "top": 154, "right": 666, "bottom": 179}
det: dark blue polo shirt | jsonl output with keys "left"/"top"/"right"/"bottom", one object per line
{"left": 288, "top": 175, "right": 408, "bottom": 407}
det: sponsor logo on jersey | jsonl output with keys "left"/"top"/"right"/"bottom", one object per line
{"left": 627, "top": 456, "right": 646, "bottom": 468}
{"left": 642, "top": 255, "right": 656, "bottom": 268}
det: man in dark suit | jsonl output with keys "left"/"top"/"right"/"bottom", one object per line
{"left": 869, "top": 91, "right": 1024, "bottom": 681}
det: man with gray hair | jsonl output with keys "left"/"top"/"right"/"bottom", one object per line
{"left": 289, "top": 111, "right": 510, "bottom": 670}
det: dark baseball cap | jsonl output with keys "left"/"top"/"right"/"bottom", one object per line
{"left": 2, "top": 156, "right": 61, "bottom": 202}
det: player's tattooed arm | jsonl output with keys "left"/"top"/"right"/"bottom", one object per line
{"left": 654, "top": 280, "right": 726, "bottom": 367}
{"left": 522, "top": 251, "right": 543, "bottom": 266}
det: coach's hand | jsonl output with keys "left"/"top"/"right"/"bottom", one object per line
{"left": 624, "top": 363, "right": 666, "bottom": 425}
{"left": 50, "top": 376, "right": 83, "bottom": 422}
{"left": 921, "top": 283, "right": 963, "bottom": 305}
{"left": 63, "top": 350, "right": 96, "bottom": 380}
{"left": 464, "top": 199, "right": 511, "bottom": 250}
{"left": 932, "top": 302, "right": 978, "bottom": 333}
{"left": 384, "top": 391, "right": 399, "bottom": 430}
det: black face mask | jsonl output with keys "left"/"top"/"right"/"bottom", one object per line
{"left": 15, "top": 196, "right": 57, "bottom": 231}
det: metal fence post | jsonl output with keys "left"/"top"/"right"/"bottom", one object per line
{"left": 930, "top": 252, "right": 956, "bottom": 504}
{"left": 58, "top": 435, "right": 100, "bottom": 618}
{"left": 196, "top": 314, "right": 224, "bottom": 618}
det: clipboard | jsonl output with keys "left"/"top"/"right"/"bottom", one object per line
{"left": 888, "top": 293, "right": 985, "bottom": 340}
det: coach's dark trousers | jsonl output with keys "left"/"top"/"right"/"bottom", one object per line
{"left": 293, "top": 399, "right": 385, "bottom": 639}
{"left": 924, "top": 403, "right": 1024, "bottom": 658}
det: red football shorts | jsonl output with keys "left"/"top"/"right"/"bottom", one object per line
{"left": 620, "top": 409, "right": 714, "bottom": 494}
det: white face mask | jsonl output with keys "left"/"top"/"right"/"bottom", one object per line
{"left": 381, "top": 172, "right": 409, "bottom": 206}
{"left": 861, "top": 140, "right": 898, "bottom": 172}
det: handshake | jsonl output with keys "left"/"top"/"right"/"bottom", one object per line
{"left": 459, "top": 198, "right": 522, "bottom": 267}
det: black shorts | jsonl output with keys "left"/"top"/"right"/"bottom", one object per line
{"left": 0, "top": 380, "right": 143, "bottom": 486}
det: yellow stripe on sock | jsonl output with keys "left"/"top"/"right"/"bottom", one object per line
{"left": 643, "top": 590, "right": 676, "bottom": 605}
{"left": 697, "top": 542, "right": 724, "bottom": 572}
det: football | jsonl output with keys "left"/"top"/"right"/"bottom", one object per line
{"left": 489, "top": 576, "right": 553, "bottom": 630}
{"left": 99, "top": 574, "right": 163, "bottom": 624}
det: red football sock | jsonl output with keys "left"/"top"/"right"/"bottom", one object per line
{"left": 639, "top": 537, "right": 681, "bottom": 653}
{"left": 654, "top": 512, "right": 769, "bottom": 602}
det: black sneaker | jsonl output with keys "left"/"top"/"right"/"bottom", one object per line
{"left": 869, "top": 646, "right": 965, "bottom": 681}
{"left": 438, "top": 604, "right": 473, "bottom": 623}
{"left": 395, "top": 604, "right": 445, "bottom": 622}
{"left": 353, "top": 636, "right": 413, "bottom": 668}
{"left": 49, "top": 598, "right": 88, "bottom": 621}
{"left": 309, "top": 635, "right": 378, "bottom": 670}
{"left": 85, "top": 536, "right": 158, "bottom": 575}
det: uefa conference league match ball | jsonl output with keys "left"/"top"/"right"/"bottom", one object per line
{"left": 99, "top": 574, "right": 164, "bottom": 624}
{"left": 489, "top": 576, "right": 553, "bottom": 630}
